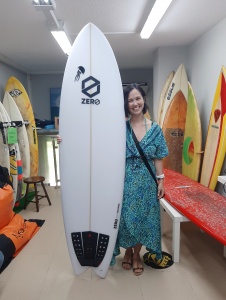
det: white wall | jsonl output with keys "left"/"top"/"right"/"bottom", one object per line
{"left": 188, "top": 17, "right": 226, "bottom": 139}
{"left": 152, "top": 16, "right": 226, "bottom": 194}
{"left": 153, "top": 17, "right": 226, "bottom": 136}
{"left": 30, "top": 74, "right": 63, "bottom": 119}
{"left": 188, "top": 17, "right": 226, "bottom": 194}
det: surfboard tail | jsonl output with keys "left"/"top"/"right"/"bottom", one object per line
{"left": 71, "top": 231, "right": 109, "bottom": 267}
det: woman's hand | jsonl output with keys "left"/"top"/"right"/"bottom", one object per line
{"left": 56, "top": 135, "right": 62, "bottom": 144}
{"left": 157, "top": 179, "right": 165, "bottom": 199}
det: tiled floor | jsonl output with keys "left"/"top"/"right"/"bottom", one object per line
{"left": 0, "top": 186, "right": 226, "bottom": 300}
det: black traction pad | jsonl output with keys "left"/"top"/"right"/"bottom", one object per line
{"left": 71, "top": 231, "right": 109, "bottom": 267}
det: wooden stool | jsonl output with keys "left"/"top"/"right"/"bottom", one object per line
{"left": 23, "top": 176, "right": 52, "bottom": 212}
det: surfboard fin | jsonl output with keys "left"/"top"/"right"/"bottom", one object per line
{"left": 71, "top": 231, "right": 109, "bottom": 267}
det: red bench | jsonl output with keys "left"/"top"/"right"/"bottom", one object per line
{"left": 160, "top": 169, "right": 226, "bottom": 262}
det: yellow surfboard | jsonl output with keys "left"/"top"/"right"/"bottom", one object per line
{"left": 209, "top": 66, "right": 226, "bottom": 190}
{"left": 182, "top": 82, "right": 202, "bottom": 181}
{"left": 200, "top": 66, "right": 226, "bottom": 190}
{"left": 5, "top": 77, "right": 38, "bottom": 179}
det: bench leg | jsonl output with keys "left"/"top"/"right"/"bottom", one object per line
{"left": 172, "top": 221, "right": 180, "bottom": 263}
{"left": 160, "top": 205, "right": 166, "bottom": 236}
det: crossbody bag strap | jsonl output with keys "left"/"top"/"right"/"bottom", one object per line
{"left": 127, "top": 121, "right": 158, "bottom": 186}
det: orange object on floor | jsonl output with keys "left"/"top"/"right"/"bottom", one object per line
{"left": 0, "top": 185, "right": 14, "bottom": 229}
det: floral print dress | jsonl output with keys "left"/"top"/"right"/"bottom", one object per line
{"left": 111, "top": 120, "right": 168, "bottom": 264}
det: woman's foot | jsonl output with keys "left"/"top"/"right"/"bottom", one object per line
{"left": 132, "top": 256, "right": 144, "bottom": 276}
{"left": 122, "top": 248, "right": 133, "bottom": 270}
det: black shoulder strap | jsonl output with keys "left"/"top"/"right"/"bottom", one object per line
{"left": 127, "top": 122, "right": 157, "bottom": 186}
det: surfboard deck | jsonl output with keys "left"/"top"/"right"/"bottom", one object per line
{"left": 200, "top": 66, "right": 226, "bottom": 189}
{"left": 157, "top": 71, "right": 174, "bottom": 126}
{"left": 0, "top": 103, "right": 18, "bottom": 205}
{"left": 0, "top": 108, "right": 10, "bottom": 171}
{"left": 164, "top": 168, "right": 226, "bottom": 245}
{"left": 5, "top": 77, "right": 38, "bottom": 179}
{"left": 182, "top": 82, "right": 202, "bottom": 181}
{"left": 159, "top": 64, "right": 188, "bottom": 128}
{"left": 3, "top": 91, "right": 30, "bottom": 179}
{"left": 59, "top": 23, "right": 126, "bottom": 278}
{"left": 162, "top": 90, "right": 187, "bottom": 173}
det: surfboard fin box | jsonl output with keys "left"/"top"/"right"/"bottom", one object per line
{"left": 71, "top": 231, "right": 109, "bottom": 267}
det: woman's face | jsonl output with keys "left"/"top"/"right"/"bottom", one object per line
{"left": 128, "top": 88, "right": 144, "bottom": 116}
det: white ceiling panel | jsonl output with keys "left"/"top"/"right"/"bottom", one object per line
{"left": 0, "top": 0, "right": 225, "bottom": 73}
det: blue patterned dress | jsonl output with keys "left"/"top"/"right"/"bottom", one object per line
{"left": 111, "top": 120, "right": 168, "bottom": 264}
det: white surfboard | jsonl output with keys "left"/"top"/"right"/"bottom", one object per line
{"left": 157, "top": 71, "right": 174, "bottom": 125}
{"left": 3, "top": 91, "right": 30, "bottom": 179}
{"left": 0, "top": 109, "right": 10, "bottom": 171}
{"left": 159, "top": 64, "right": 188, "bottom": 128}
{"left": 0, "top": 102, "right": 18, "bottom": 204}
{"left": 59, "top": 23, "right": 126, "bottom": 278}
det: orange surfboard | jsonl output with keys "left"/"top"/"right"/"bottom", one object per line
{"left": 159, "top": 64, "right": 188, "bottom": 128}
{"left": 162, "top": 91, "right": 187, "bottom": 173}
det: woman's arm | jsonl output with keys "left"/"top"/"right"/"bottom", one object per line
{"left": 153, "top": 158, "right": 165, "bottom": 199}
{"left": 56, "top": 135, "right": 62, "bottom": 144}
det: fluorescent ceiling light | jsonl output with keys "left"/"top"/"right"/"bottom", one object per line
{"left": 32, "top": 0, "right": 56, "bottom": 11}
{"left": 32, "top": 0, "right": 53, "bottom": 4}
{"left": 32, "top": 0, "right": 71, "bottom": 55}
{"left": 140, "top": 0, "right": 173, "bottom": 39}
{"left": 51, "top": 30, "right": 72, "bottom": 55}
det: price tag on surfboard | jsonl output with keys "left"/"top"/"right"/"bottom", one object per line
{"left": 7, "top": 127, "right": 17, "bottom": 144}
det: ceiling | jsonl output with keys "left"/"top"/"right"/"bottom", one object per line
{"left": 0, "top": 0, "right": 226, "bottom": 74}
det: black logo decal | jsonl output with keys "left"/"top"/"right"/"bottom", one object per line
{"left": 81, "top": 98, "right": 100, "bottom": 105}
{"left": 167, "top": 83, "right": 175, "bottom": 100}
{"left": 82, "top": 76, "right": 100, "bottom": 98}
{"left": 114, "top": 219, "right": 118, "bottom": 229}
{"left": 74, "top": 66, "right": 85, "bottom": 82}
{"left": 9, "top": 89, "right": 22, "bottom": 97}
{"left": 170, "top": 128, "right": 184, "bottom": 138}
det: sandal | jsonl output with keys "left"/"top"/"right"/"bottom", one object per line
{"left": 132, "top": 258, "right": 144, "bottom": 276}
{"left": 122, "top": 249, "right": 133, "bottom": 270}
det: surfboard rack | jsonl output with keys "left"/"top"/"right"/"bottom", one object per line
{"left": 23, "top": 120, "right": 30, "bottom": 126}
{"left": 10, "top": 121, "right": 28, "bottom": 127}
{"left": 0, "top": 121, "right": 11, "bottom": 129}
{"left": 71, "top": 231, "right": 109, "bottom": 267}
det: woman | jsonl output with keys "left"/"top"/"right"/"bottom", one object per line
{"left": 111, "top": 83, "right": 168, "bottom": 276}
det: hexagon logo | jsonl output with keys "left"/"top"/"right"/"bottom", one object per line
{"left": 82, "top": 76, "right": 100, "bottom": 97}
